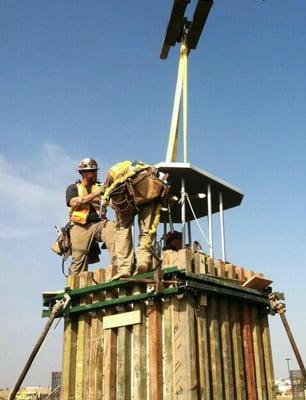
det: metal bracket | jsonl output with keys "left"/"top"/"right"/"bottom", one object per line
{"left": 268, "top": 292, "right": 286, "bottom": 315}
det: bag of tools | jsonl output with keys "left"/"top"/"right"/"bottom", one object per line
{"left": 51, "top": 222, "right": 71, "bottom": 261}
{"left": 126, "top": 168, "right": 169, "bottom": 206}
{"left": 104, "top": 160, "right": 170, "bottom": 213}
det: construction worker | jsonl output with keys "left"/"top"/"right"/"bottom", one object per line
{"left": 66, "top": 157, "right": 116, "bottom": 274}
{"left": 102, "top": 160, "right": 169, "bottom": 280}
{"left": 163, "top": 230, "right": 183, "bottom": 252}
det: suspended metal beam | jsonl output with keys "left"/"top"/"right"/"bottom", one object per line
{"left": 185, "top": 0, "right": 213, "bottom": 50}
{"left": 160, "top": 0, "right": 190, "bottom": 59}
{"left": 160, "top": 0, "right": 213, "bottom": 60}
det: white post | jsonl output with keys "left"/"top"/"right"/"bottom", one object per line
{"left": 163, "top": 222, "right": 167, "bottom": 248}
{"left": 219, "top": 191, "right": 226, "bottom": 262}
{"left": 181, "top": 177, "right": 186, "bottom": 246}
{"left": 131, "top": 218, "right": 136, "bottom": 251}
{"left": 207, "top": 183, "right": 213, "bottom": 257}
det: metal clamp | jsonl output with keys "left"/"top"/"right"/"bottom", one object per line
{"left": 268, "top": 292, "right": 286, "bottom": 315}
{"left": 51, "top": 293, "right": 71, "bottom": 317}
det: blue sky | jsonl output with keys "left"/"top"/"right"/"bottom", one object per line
{"left": 1, "top": 0, "right": 306, "bottom": 388}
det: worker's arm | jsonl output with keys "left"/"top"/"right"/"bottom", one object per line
{"left": 69, "top": 188, "right": 103, "bottom": 208}
{"left": 66, "top": 183, "right": 105, "bottom": 208}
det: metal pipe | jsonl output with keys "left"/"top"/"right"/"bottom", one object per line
{"left": 280, "top": 313, "right": 306, "bottom": 380}
{"left": 187, "top": 221, "right": 192, "bottom": 244}
{"left": 181, "top": 177, "right": 186, "bottom": 246}
{"left": 131, "top": 217, "right": 136, "bottom": 251}
{"left": 163, "top": 222, "right": 167, "bottom": 248}
{"left": 167, "top": 202, "right": 174, "bottom": 232}
{"left": 219, "top": 191, "right": 226, "bottom": 262}
{"left": 207, "top": 183, "right": 213, "bottom": 257}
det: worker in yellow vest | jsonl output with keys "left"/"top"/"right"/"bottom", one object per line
{"left": 102, "top": 160, "right": 169, "bottom": 280}
{"left": 66, "top": 157, "right": 116, "bottom": 274}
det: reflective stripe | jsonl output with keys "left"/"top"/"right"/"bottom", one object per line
{"left": 70, "top": 183, "right": 101, "bottom": 224}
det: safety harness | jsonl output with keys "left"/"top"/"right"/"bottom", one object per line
{"left": 102, "top": 161, "right": 168, "bottom": 249}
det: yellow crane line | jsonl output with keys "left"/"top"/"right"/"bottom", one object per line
{"left": 166, "top": 42, "right": 188, "bottom": 163}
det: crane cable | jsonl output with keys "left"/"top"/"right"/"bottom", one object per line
{"left": 185, "top": 192, "right": 214, "bottom": 252}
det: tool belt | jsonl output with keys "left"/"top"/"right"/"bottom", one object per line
{"left": 51, "top": 222, "right": 72, "bottom": 261}
{"left": 110, "top": 168, "right": 169, "bottom": 213}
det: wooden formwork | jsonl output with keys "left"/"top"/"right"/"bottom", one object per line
{"left": 59, "top": 250, "right": 275, "bottom": 400}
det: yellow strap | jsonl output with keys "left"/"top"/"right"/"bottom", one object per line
{"left": 102, "top": 164, "right": 150, "bottom": 207}
{"left": 166, "top": 42, "right": 188, "bottom": 162}
{"left": 142, "top": 203, "right": 162, "bottom": 250}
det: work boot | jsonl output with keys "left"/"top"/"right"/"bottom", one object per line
{"left": 133, "top": 263, "right": 150, "bottom": 276}
{"left": 112, "top": 270, "right": 131, "bottom": 280}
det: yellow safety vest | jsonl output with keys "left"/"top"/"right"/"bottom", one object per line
{"left": 70, "top": 183, "right": 101, "bottom": 224}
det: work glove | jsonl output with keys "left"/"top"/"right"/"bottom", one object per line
{"left": 96, "top": 185, "right": 105, "bottom": 196}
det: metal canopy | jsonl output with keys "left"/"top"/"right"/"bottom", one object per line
{"left": 156, "top": 162, "right": 244, "bottom": 223}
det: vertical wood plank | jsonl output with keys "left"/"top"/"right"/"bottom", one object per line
{"left": 172, "top": 294, "right": 187, "bottom": 399}
{"left": 195, "top": 297, "right": 211, "bottom": 400}
{"left": 260, "top": 310, "right": 276, "bottom": 400}
{"left": 186, "top": 294, "right": 198, "bottom": 399}
{"left": 230, "top": 300, "right": 246, "bottom": 400}
{"left": 219, "top": 298, "right": 234, "bottom": 400}
{"left": 163, "top": 298, "right": 173, "bottom": 400}
{"left": 225, "top": 263, "right": 235, "bottom": 280}
{"left": 207, "top": 257, "right": 215, "bottom": 275}
{"left": 215, "top": 259, "right": 225, "bottom": 278}
{"left": 241, "top": 303, "right": 257, "bottom": 400}
{"left": 75, "top": 272, "right": 93, "bottom": 400}
{"left": 235, "top": 267, "right": 246, "bottom": 283}
{"left": 216, "top": 257, "right": 234, "bottom": 400}
{"left": 132, "top": 284, "right": 148, "bottom": 400}
{"left": 148, "top": 300, "right": 163, "bottom": 400}
{"left": 61, "top": 274, "right": 79, "bottom": 400}
{"left": 207, "top": 296, "right": 223, "bottom": 399}
{"left": 198, "top": 253, "right": 206, "bottom": 274}
{"left": 250, "top": 305, "right": 267, "bottom": 400}
{"left": 177, "top": 248, "right": 195, "bottom": 272}
{"left": 116, "top": 287, "right": 132, "bottom": 400}
{"left": 103, "top": 265, "right": 118, "bottom": 400}
{"left": 172, "top": 294, "right": 198, "bottom": 400}
{"left": 89, "top": 268, "right": 105, "bottom": 400}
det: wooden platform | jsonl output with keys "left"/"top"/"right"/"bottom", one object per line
{"left": 43, "top": 250, "right": 275, "bottom": 400}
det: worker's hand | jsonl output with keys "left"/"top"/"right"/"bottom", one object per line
{"left": 96, "top": 185, "right": 105, "bottom": 196}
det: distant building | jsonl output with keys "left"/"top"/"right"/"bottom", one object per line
{"left": 290, "top": 370, "right": 305, "bottom": 400}
{"left": 50, "top": 371, "right": 61, "bottom": 400}
{"left": 275, "top": 378, "right": 292, "bottom": 395}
